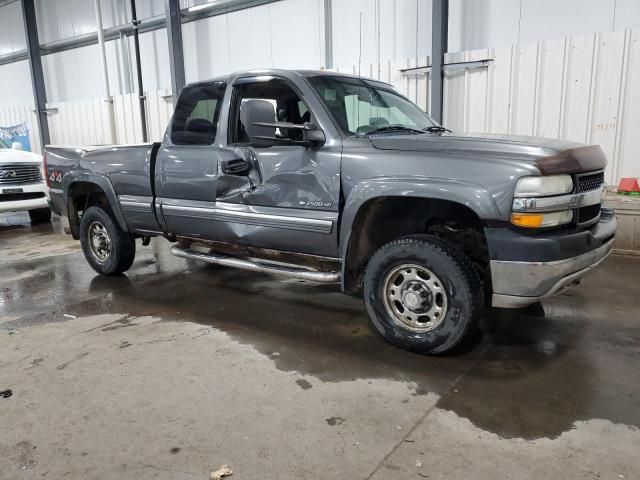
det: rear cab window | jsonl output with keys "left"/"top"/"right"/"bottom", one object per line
{"left": 171, "top": 82, "right": 226, "bottom": 145}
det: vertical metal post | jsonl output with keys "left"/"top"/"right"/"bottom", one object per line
{"left": 21, "top": 0, "right": 49, "bottom": 150}
{"left": 323, "top": 0, "right": 333, "bottom": 69}
{"left": 94, "top": 0, "right": 118, "bottom": 144}
{"left": 431, "top": 0, "right": 448, "bottom": 124}
{"left": 130, "top": 0, "right": 148, "bottom": 142}
{"left": 165, "top": 0, "right": 186, "bottom": 103}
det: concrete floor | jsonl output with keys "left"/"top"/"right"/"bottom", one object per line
{"left": 1, "top": 213, "right": 639, "bottom": 480}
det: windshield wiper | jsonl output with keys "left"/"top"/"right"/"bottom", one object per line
{"left": 364, "top": 125, "right": 426, "bottom": 136}
{"left": 423, "top": 126, "right": 451, "bottom": 133}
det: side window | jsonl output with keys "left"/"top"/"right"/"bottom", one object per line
{"left": 171, "top": 82, "right": 226, "bottom": 145}
{"left": 230, "top": 79, "right": 309, "bottom": 144}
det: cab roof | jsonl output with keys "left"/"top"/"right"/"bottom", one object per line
{"left": 185, "top": 68, "right": 394, "bottom": 89}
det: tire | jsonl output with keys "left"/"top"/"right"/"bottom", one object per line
{"left": 79, "top": 205, "right": 136, "bottom": 275}
{"left": 29, "top": 207, "right": 51, "bottom": 224}
{"left": 363, "top": 235, "right": 483, "bottom": 355}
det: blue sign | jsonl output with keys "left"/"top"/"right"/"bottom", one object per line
{"left": 0, "top": 123, "right": 31, "bottom": 152}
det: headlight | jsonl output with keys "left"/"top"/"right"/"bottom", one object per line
{"left": 511, "top": 210, "right": 574, "bottom": 228}
{"left": 514, "top": 175, "right": 573, "bottom": 197}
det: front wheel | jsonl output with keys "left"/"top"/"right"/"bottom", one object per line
{"left": 363, "top": 235, "right": 483, "bottom": 355}
{"left": 79, "top": 206, "right": 136, "bottom": 275}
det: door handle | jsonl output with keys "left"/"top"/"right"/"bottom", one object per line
{"left": 221, "top": 157, "right": 251, "bottom": 176}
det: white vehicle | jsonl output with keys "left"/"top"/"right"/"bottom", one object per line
{"left": 0, "top": 138, "right": 51, "bottom": 223}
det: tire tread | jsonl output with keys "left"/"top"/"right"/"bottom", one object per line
{"left": 364, "top": 234, "right": 483, "bottom": 354}
{"left": 79, "top": 205, "right": 135, "bottom": 275}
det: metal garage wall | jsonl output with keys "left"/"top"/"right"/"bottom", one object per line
{"left": 331, "top": 0, "right": 432, "bottom": 67}
{"left": 0, "top": 0, "right": 26, "bottom": 56}
{"left": 2, "top": 28, "right": 638, "bottom": 184}
{"left": 440, "top": 30, "right": 640, "bottom": 185}
{"left": 44, "top": 89, "right": 174, "bottom": 146}
{"left": 182, "top": 0, "right": 325, "bottom": 82}
{"left": 448, "top": 0, "right": 640, "bottom": 53}
{"left": 335, "top": 30, "right": 640, "bottom": 185}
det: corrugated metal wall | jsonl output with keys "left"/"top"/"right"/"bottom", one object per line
{"left": 182, "top": 0, "right": 325, "bottom": 82}
{"left": 3, "top": 0, "right": 640, "bottom": 106}
{"left": 0, "top": 0, "right": 639, "bottom": 184}
{"left": 44, "top": 89, "right": 174, "bottom": 146}
{"left": 333, "top": 30, "right": 640, "bottom": 184}
{"left": 2, "top": 29, "right": 639, "bottom": 183}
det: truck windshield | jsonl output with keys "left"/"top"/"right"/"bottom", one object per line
{"left": 0, "top": 138, "right": 8, "bottom": 149}
{"left": 307, "top": 75, "right": 438, "bottom": 136}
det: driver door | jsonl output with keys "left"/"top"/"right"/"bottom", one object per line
{"left": 213, "top": 76, "right": 341, "bottom": 258}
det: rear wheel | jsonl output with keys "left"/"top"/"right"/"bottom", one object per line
{"left": 79, "top": 206, "right": 135, "bottom": 275}
{"left": 363, "top": 235, "right": 483, "bottom": 355}
{"left": 29, "top": 207, "right": 51, "bottom": 224}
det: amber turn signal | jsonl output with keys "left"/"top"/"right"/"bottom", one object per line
{"left": 510, "top": 210, "right": 573, "bottom": 228}
{"left": 511, "top": 213, "right": 544, "bottom": 228}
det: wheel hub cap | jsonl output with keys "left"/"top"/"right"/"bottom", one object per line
{"left": 88, "top": 221, "right": 111, "bottom": 263}
{"left": 382, "top": 264, "right": 448, "bottom": 333}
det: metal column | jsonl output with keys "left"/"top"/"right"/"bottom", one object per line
{"left": 131, "top": 0, "right": 148, "bottom": 142}
{"left": 323, "top": 0, "right": 333, "bottom": 69}
{"left": 430, "top": 0, "right": 448, "bottom": 124}
{"left": 165, "top": 0, "right": 186, "bottom": 103}
{"left": 21, "top": 0, "right": 50, "bottom": 150}
{"left": 94, "top": 0, "right": 118, "bottom": 144}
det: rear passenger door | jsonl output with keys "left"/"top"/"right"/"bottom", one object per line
{"left": 155, "top": 81, "right": 227, "bottom": 238}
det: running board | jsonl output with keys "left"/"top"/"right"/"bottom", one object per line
{"left": 170, "top": 246, "right": 341, "bottom": 283}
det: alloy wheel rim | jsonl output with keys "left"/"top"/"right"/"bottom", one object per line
{"left": 382, "top": 264, "right": 448, "bottom": 333}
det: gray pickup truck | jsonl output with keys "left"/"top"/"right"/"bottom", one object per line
{"left": 46, "top": 69, "right": 615, "bottom": 354}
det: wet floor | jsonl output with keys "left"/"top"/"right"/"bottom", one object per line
{"left": 1, "top": 212, "right": 639, "bottom": 479}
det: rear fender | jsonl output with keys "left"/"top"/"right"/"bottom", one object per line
{"left": 63, "top": 173, "right": 129, "bottom": 232}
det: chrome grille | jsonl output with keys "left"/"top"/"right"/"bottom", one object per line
{"left": 576, "top": 171, "right": 604, "bottom": 193}
{"left": 0, "top": 163, "right": 42, "bottom": 185}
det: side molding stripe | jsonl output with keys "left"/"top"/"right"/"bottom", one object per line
{"left": 161, "top": 200, "right": 333, "bottom": 234}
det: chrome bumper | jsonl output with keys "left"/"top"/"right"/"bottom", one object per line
{"left": 491, "top": 238, "right": 614, "bottom": 308}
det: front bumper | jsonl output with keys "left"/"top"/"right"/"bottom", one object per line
{"left": 488, "top": 209, "right": 616, "bottom": 308}
{"left": 0, "top": 182, "right": 49, "bottom": 214}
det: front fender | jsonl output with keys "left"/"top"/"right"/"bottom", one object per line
{"left": 62, "top": 172, "right": 129, "bottom": 232}
{"left": 339, "top": 177, "right": 501, "bottom": 257}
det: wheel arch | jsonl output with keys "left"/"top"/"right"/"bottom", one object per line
{"left": 340, "top": 183, "right": 496, "bottom": 293}
{"left": 63, "top": 173, "right": 128, "bottom": 239}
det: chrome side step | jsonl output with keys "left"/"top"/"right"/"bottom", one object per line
{"left": 170, "top": 245, "right": 341, "bottom": 283}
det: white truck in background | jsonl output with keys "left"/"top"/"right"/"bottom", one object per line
{"left": 0, "top": 138, "right": 51, "bottom": 223}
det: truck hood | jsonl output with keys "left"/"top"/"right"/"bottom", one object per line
{"left": 370, "top": 132, "right": 606, "bottom": 174}
{"left": 0, "top": 148, "right": 43, "bottom": 165}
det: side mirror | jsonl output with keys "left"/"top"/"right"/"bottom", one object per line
{"left": 11, "top": 142, "right": 23, "bottom": 151}
{"left": 241, "top": 99, "right": 277, "bottom": 148}
{"left": 304, "top": 127, "right": 326, "bottom": 146}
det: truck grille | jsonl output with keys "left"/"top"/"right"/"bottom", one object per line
{"left": 576, "top": 171, "right": 604, "bottom": 193}
{"left": 0, "top": 163, "right": 42, "bottom": 185}
{"left": 577, "top": 204, "right": 601, "bottom": 224}
{"left": 574, "top": 171, "right": 604, "bottom": 226}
